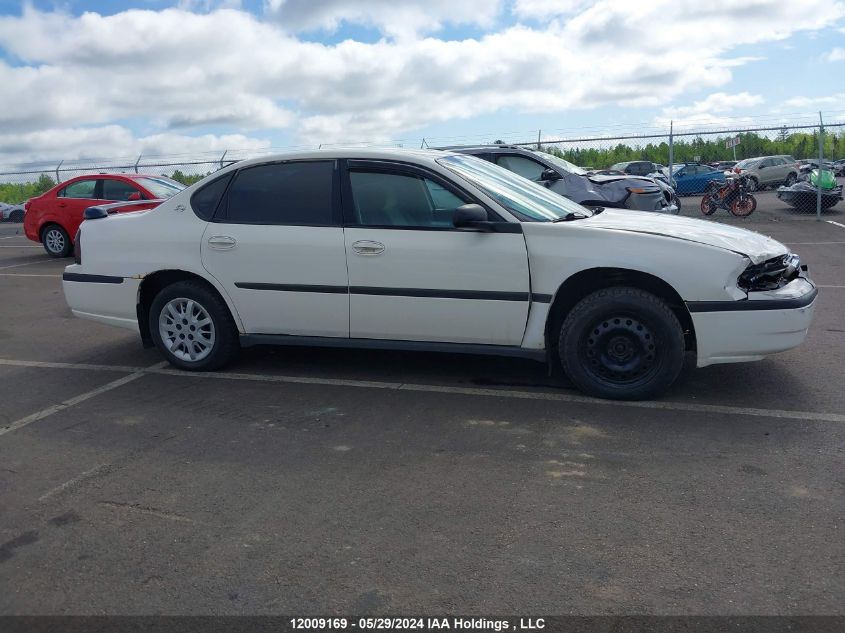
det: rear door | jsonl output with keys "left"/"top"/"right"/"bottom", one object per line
{"left": 54, "top": 178, "right": 101, "bottom": 236}
{"left": 200, "top": 160, "right": 349, "bottom": 337}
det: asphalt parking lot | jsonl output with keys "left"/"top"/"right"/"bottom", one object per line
{"left": 1, "top": 188, "right": 843, "bottom": 616}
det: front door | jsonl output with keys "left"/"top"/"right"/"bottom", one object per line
{"left": 341, "top": 160, "right": 530, "bottom": 346}
{"left": 200, "top": 160, "right": 349, "bottom": 337}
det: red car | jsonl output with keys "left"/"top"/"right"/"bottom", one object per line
{"left": 24, "top": 173, "right": 185, "bottom": 257}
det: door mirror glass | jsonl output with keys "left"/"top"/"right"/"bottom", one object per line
{"left": 127, "top": 192, "right": 142, "bottom": 201}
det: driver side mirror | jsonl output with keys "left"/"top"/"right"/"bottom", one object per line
{"left": 127, "top": 192, "right": 142, "bottom": 201}
{"left": 540, "top": 168, "right": 561, "bottom": 182}
{"left": 453, "top": 203, "right": 490, "bottom": 230}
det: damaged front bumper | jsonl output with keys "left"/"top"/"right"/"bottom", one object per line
{"left": 686, "top": 276, "right": 817, "bottom": 367}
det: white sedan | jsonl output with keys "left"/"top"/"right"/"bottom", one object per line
{"left": 62, "top": 149, "right": 817, "bottom": 400}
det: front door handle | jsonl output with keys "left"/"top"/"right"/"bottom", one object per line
{"left": 208, "top": 235, "right": 237, "bottom": 250}
{"left": 352, "top": 240, "right": 385, "bottom": 256}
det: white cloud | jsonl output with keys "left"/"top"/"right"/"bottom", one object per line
{"left": 513, "top": 0, "right": 592, "bottom": 19}
{"left": 661, "top": 92, "right": 765, "bottom": 119}
{"left": 0, "top": 126, "right": 270, "bottom": 166}
{"left": 0, "top": 1, "right": 843, "bottom": 164}
{"left": 825, "top": 47, "right": 845, "bottom": 61}
{"left": 263, "top": 0, "right": 503, "bottom": 39}
{"left": 782, "top": 93, "right": 845, "bottom": 109}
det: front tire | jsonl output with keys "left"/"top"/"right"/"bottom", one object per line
{"left": 41, "top": 224, "right": 71, "bottom": 257}
{"left": 149, "top": 280, "right": 239, "bottom": 371}
{"left": 557, "top": 287, "right": 685, "bottom": 400}
{"left": 730, "top": 195, "right": 757, "bottom": 217}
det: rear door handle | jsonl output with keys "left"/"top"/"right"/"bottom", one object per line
{"left": 208, "top": 235, "right": 237, "bottom": 250}
{"left": 352, "top": 240, "right": 385, "bottom": 256}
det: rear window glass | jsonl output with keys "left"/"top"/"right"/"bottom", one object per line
{"left": 221, "top": 161, "right": 334, "bottom": 225}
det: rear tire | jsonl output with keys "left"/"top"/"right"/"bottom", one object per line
{"left": 784, "top": 173, "right": 797, "bottom": 186}
{"left": 700, "top": 196, "right": 716, "bottom": 216}
{"left": 557, "top": 287, "right": 685, "bottom": 400}
{"left": 747, "top": 177, "right": 758, "bottom": 192}
{"left": 149, "top": 280, "right": 239, "bottom": 371}
{"left": 41, "top": 224, "right": 71, "bottom": 257}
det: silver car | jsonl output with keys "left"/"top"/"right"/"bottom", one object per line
{"left": 0, "top": 203, "right": 25, "bottom": 223}
{"left": 452, "top": 146, "right": 678, "bottom": 213}
{"left": 732, "top": 155, "right": 799, "bottom": 192}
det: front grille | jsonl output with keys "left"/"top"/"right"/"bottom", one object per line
{"left": 738, "top": 254, "right": 801, "bottom": 291}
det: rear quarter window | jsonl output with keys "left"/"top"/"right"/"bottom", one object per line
{"left": 190, "top": 173, "right": 233, "bottom": 221}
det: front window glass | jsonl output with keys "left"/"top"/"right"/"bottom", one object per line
{"left": 59, "top": 179, "right": 97, "bottom": 199}
{"left": 438, "top": 154, "right": 592, "bottom": 222}
{"left": 136, "top": 177, "right": 185, "bottom": 199}
{"left": 349, "top": 171, "right": 468, "bottom": 228}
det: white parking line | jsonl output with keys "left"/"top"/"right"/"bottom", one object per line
{"left": 0, "top": 245, "right": 41, "bottom": 248}
{"left": 0, "top": 273, "right": 61, "bottom": 278}
{"left": 0, "top": 358, "right": 843, "bottom": 428}
{"left": 826, "top": 220, "right": 845, "bottom": 229}
{"left": 785, "top": 241, "right": 845, "bottom": 245}
{"left": 0, "top": 260, "right": 56, "bottom": 271}
{"left": 0, "top": 361, "right": 167, "bottom": 437}
{"left": 0, "top": 235, "right": 26, "bottom": 240}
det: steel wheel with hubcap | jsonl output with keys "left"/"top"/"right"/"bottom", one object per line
{"left": 41, "top": 225, "right": 71, "bottom": 257}
{"left": 150, "top": 280, "right": 239, "bottom": 370}
{"left": 558, "top": 286, "right": 685, "bottom": 400}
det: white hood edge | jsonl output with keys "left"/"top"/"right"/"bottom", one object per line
{"left": 582, "top": 209, "right": 788, "bottom": 264}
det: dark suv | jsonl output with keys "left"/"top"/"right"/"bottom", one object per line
{"left": 610, "top": 160, "right": 664, "bottom": 177}
{"left": 449, "top": 146, "right": 677, "bottom": 213}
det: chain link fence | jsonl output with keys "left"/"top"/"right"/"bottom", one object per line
{"left": 2, "top": 117, "right": 843, "bottom": 218}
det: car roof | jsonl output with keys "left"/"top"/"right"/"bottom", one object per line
{"left": 63, "top": 172, "right": 173, "bottom": 181}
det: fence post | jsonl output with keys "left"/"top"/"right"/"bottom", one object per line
{"left": 668, "top": 121, "right": 674, "bottom": 190}
{"left": 537, "top": 130, "right": 541, "bottom": 150}
{"left": 817, "top": 112, "right": 824, "bottom": 221}
{"left": 420, "top": 138, "right": 426, "bottom": 149}
{"left": 134, "top": 154, "right": 142, "bottom": 174}
{"left": 55, "top": 160, "right": 63, "bottom": 184}
{"left": 219, "top": 150, "right": 228, "bottom": 171}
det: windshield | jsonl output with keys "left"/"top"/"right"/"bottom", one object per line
{"left": 438, "top": 154, "right": 593, "bottom": 222}
{"left": 136, "top": 177, "right": 186, "bottom": 199}
{"left": 536, "top": 151, "right": 589, "bottom": 176}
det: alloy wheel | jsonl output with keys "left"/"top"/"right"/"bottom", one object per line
{"left": 44, "top": 228, "right": 65, "bottom": 254}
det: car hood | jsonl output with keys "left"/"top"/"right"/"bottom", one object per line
{"left": 586, "top": 173, "right": 658, "bottom": 188}
{"left": 581, "top": 209, "right": 787, "bottom": 264}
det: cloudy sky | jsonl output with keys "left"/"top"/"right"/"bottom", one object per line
{"left": 1, "top": 0, "right": 844, "bottom": 166}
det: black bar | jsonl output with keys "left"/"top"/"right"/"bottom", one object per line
{"left": 62, "top": 272, "right": 124, "bottom": 284}
{"left": 687, "top": 288, "right": 817, "bottom": 312}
